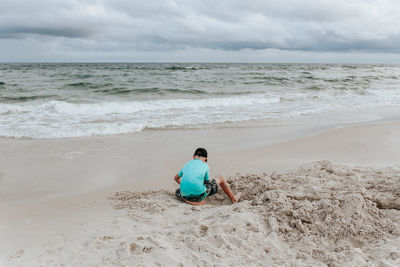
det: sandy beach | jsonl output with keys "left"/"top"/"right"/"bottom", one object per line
{"left": 2, "top": 0, "right": 400, "bottom": 265}
{"left": 1, "top": 108, "right": 400, "bottom": 266}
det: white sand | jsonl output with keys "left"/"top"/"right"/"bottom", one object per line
{"left": 6, "top": 161, "right": 399, "bottom": 266}
{"left": 2, "top": 109, "right": 400, "bottom": 266}
{"left": 105, "top": 161, "right": 400, "bottom": 266}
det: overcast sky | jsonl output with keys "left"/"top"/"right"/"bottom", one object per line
{"left": 1, "top": 0, "right": 400, "bottom": 63}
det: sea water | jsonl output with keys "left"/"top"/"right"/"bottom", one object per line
{"left": 0, "top": 63, "right": 400, "bottom": 139}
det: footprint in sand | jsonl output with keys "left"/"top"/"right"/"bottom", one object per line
{"left": 129, "top": 242, "right": 153, "bottom": 254}
{"left": 97, "top": 235, "right": 115, "bottom": 241}
{"left": 207, "top": 235, "right": 226, "bottom": 249}
{"left": 8, "top": 249, "right": 24, "bottom": 261}
{"left": 129, "top": 243, "right": 138, "bottom": 253}
{"left": 199, "top": 225, "right": 208, "bottom": 235}
{"left": 93, "top": 235, "right": 116, "bottom": 249}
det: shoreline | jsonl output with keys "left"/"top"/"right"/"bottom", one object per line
{"left": 1, "top": 107, "right": 400, "bottom": 265}
{"left": 1, "top": 106, "right": 400, "bottom": 204}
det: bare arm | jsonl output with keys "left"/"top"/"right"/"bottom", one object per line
{"left": 174, "top": 173, "right": 181, "bottom": 185}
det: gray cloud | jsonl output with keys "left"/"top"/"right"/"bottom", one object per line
{"left": 0, "top": 26, "right": 94, "bottom": 39}
{"left": 1, "top": 0, "right": 400, "bottom": 62}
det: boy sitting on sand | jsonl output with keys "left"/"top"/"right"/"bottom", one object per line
{"left": 174, "top": 148, "right": 242, "bottom": 205}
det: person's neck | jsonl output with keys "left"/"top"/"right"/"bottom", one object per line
{"left": 193, "top": 156, "right": 204, "bottom": 162}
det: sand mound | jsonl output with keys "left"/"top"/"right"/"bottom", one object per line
{"left": 107, "top": 161, "right": 400, "bottom": 266}
{"left": 226, "top": 161, "right": 400, "bottom": 265}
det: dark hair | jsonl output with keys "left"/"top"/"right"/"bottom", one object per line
{"left": 194, "top": 147, "right": 208, "bottom": 158}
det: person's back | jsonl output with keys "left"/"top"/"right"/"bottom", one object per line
{"left": 179, "top": 158, "right": 210, "bottom": 197}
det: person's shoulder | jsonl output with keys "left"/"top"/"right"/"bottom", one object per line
{"left": 201, "top": 161, "right": 209, "bottom": 169}
{"left": 189, "top": 159, "right": 209, "bottom": 169}
{"left": 184, "top": 160, "right": 193, "bottom": 166}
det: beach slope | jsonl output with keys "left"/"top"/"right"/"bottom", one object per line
{"left": 2, "top": 121, "right": 400, "bottom": 266}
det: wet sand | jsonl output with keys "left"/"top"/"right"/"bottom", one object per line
{"left": 1, "top": 107, "right": 400, "bottom": 266}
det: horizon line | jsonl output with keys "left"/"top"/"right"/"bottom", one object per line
{"left": 1, "top": 61, "right": 399, "bottom": 65}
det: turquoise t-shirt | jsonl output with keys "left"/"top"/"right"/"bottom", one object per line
{"left": 179, "top": 159, "right": 210, "bottom": 197}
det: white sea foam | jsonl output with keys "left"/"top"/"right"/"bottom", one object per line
{"left": 0, "top": 94, "right": 282, "bottom": 138}
{"left": 1, "top": 94, "right": 280, "bottom": 115}
{"left": 0, "top": 89, "right": 398, "bottom": 139}
{"left": 1, "top": 63, "right": 400, "bottom": 139}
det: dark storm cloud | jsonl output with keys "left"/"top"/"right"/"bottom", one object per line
{"left": 1, "top": 0, "right": 400, "bottom": 61}
{"left": 0, "top": 26, "right": 94, "bottom": 39}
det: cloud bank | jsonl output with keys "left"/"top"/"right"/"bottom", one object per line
{"left": 1, "top": 0, "right": 400, "bottom": 62}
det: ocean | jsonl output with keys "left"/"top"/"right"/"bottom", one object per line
{"left": 0, "top": 63, "right": 400, "bottom": 139}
